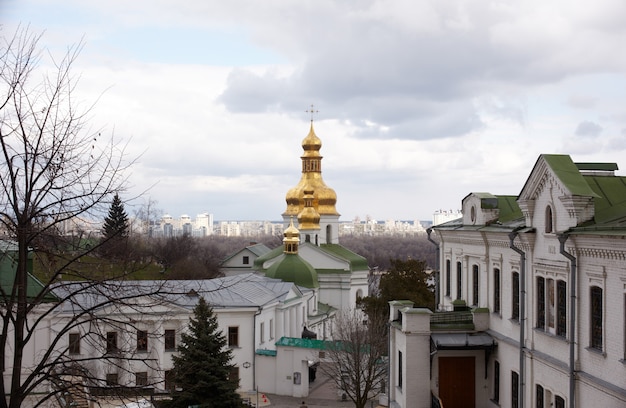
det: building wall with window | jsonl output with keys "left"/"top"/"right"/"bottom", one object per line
{"left": 388, "top": 155, "right": 626, "bottom": 408}
{"left": 5, "top": 273, "right": 321, "bottom": 404}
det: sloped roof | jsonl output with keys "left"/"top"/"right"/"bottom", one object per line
{"left": 436, "top": 154, "right": 626, "bottom": 235}
{"left": 318, "top": 244, "right": 369, "bottom": 271}
{"left": 221, "top": 243, "right": 271, "bottom": 265}
{"left": 0, "top": 241, "right": 58, "bottom": 303}
{"left": 542, "top": 154, "right": 600, "bottom": 197}
{"left": 254, "top": 243, "right": 369, "bottom": 274}
{"left": 52, "top": 273, "right": 310, "bottom": 313}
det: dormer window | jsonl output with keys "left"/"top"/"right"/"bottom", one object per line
{"left": 545, "top": 205, "right": 553, "bottom": 233}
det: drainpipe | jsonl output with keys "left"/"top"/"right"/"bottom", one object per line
{"left": 426, "top": 228, "right": 440, "bottom": 309}
{"left": 558, "top": 233, "right": 576, "bottom": 408}
{"left": 253, "top": 307, "right": 262, "bottom": 391}
{"left": 509, "top": 230, "right": 526, "bottom": 408}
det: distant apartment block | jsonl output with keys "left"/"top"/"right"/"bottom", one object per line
{"left": 150, "top": 213, "right": 214, "bottom": 238}
{"left": 432, "top": 209, "right": 462, "bottom": 226}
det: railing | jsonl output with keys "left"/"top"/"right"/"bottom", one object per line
{"left": 431, "top": 392, "right": 443, "bottom": 408}
{"left": 430, "top": 311, "right": 473, "bottom": 325}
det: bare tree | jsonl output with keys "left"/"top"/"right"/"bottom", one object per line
{"left": 0, "top": 26, "right": 173, "bottom": 408}
{"left": 320, "top": 309, "right": 388, "bottom": 408}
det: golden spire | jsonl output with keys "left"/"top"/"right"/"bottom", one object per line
{"left": 283, "top": 120, "right": 339, "bottom": 219}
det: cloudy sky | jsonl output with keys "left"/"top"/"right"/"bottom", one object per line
{"left": 3, "top": 0, "right": 626, "bottom": 222}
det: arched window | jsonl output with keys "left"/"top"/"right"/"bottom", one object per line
{"left": 545, "top": 205, "right": 553, "bottom": 233}
{"left": 326, "top": 224, "right": 332, "bottom": 244}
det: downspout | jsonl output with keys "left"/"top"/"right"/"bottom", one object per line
{"left": 509, "top": 230, "right": 526, "bottom": 408}
{"left": 558, "top": 233, "right": 576, "bottom": 408}
{"left": 253, "top": 307, "right": 262, "bottom": 391}
{"left": 426, "top": 228, "right": 440, "bottom": 309}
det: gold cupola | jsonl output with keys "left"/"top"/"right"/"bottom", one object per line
{"left": 283, "top": 122, "right": 339, "bottom": 219}
{"left": 283, "top": 217, "right": 300, "bottom": 254}
{"left": 298, "top": 190, "right": 321, "bottom": 230}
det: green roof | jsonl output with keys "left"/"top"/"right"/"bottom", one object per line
{"left": 0, "top": 247, "right": 58, "bottom": 303}
{"left": 543, "top": 154, "right": 600, "bottom": 198}
{"left": 496, "top": 195, "right": 523, "bottom": 223}
{"left": 319, "top": 244, "right": 369, "bottom": 271}
{"left": 583, "top": 175, "right": 626, "bottom": 224}
{"left": 253, "top": 246, "right": 283, "bottom": 269}
{"left": 275, "top": 336, "right": 328, "bottom": 350}
{"left": 265, "top": 253, "right": 319, "bottom": 288}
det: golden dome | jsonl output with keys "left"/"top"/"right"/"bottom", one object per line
{"left": 283, "top": 123, "right": 339, "bottom": 217}
{"left": 298, "top": 190, "right": 321, "bottom": 230}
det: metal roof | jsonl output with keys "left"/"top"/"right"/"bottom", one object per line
{"left": 52, "top": 273, "right": 311, "bottom": 313}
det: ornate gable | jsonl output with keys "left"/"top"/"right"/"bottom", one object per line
{"left": 518, "top": 155, "right": 597, "bottom": 231}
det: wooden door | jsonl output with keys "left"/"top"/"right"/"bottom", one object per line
{"left": 438, "top": 356, "right": 475, "bottom": 408}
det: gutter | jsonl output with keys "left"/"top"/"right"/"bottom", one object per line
{"left": 509, "top": 230, "right": 526, "bottom": 408}
{"left": 426, "top": 228, "right": 440, "bottom": 309}
{"left": 558, "top": 233, "right": 577, "bottom": 408}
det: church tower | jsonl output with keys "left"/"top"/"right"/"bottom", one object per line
{"left": 283, "top": 122, "right": 340, "bottom": 244}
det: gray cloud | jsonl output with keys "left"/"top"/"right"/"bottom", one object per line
{"left": 216, "top": 1, "right": 626, "bottom": 141}
{"left": 575, "top": 121, "right": 603, "bottom": 137}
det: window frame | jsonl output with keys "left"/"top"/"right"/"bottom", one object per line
{"left": 556, "top": 280, "right": 567, "bottom": 337}
{"left": 164, "top": 329, "right": 176, "bottom": 351}
{"left": 493, "top": 360, "right": 500, "bottom": 403}
{"left": 106, "top": 373, "right": 118, "bottom": 386}
{"left": 69, "top": 333, "right": 81, "bottom": 355}
{"left": 511, "top": 371, "right": 519, "bottom": 408}
{"left": 512, "top": 272, "right": 520, "bottom": 321}
{"left": 135, "top": 372, "right": 148, "bottom": 387}
{"left": 228, "top": 326, "right": 239, "bottom": 348}
{"left": 472, "top": 264, "right": 479, "bottom": 306}
{"left": 555, "top": 395, "right": 565, "bottom": 408}
{"left": 537, "top": 277, "right": 546, "bottom": 330}
{"left": 545, "top": 205, "right": 553, "bottom": 233}
{"left": 536, "top": 384, "right": 544, "bottom": 408}
{"left": 445, "top": 259, "right": 451, "bottom": 297}
{"left": 242, "top": 255, "right": 249, "bottom": 265}
{"left": 590, "top": 286, "right": 603, "bottom": 351}
{"left": 106, "top": 331, "right": 118, "bottom": 353}
{"left": 456, "top": 261, "right": 462, "bottom": 300}
{"left": 398, "top": 350, "right": 403, "bottom": 389}
{"left": 137, "top": 330, "right": 148, "bottom": 352}
{"left": 493, "top": 268, "right": 501, "bottom": 314}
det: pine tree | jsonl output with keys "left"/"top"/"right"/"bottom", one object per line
{"left": 102, "top": 193, "right": 130, "bottom": 239}
{"left": 170, "top": 297, "right": 243, "bottom": 408}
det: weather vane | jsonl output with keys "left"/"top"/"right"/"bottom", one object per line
{"left": 305, "top": 104, "right": 319, "bottom": 122}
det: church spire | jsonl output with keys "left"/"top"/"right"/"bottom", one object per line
{"left": 283, "top": 122, "right": 339, "bottom": 219}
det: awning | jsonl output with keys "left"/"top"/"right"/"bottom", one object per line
{"left": 431, "top": 332, "right": 496, "bottom": 350}
{"left": 430, "top": 332, "right": 497, "bottom": 379}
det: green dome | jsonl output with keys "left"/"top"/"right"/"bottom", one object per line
{"left": 265, "top": 253, "right": 319, "bottom": 288}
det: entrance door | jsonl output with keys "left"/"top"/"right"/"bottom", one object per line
{"left": 438, "top": 356, "right": 475, "bottom": 408}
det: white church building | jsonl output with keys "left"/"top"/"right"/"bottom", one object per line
{"left": 3, "top": 122, "right": 371, "bottom": 407}
{"left": 388, "top": 154, "right": 626, "bottom": 408}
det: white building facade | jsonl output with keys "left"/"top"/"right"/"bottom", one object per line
{"left": 388, "top": 154, "right": 626, "bottom": 408}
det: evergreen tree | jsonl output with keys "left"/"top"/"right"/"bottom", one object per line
{"left": 102, "top": 193, "right": 130, "bottom": 239}
{"left": 170, "top": 297, "right": 243, "bottom": 408}
{"left": 359, "top": 258, "right": 435, "bottom": 320}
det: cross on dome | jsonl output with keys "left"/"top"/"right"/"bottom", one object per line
{"left": 305, "top": 104, "right": 319, "bottom": 122}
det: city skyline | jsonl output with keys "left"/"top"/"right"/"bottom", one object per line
{"left": 4, "top": 1, "right": 626, "bottom": 221}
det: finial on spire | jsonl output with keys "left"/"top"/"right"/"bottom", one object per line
{"left": 305, "top": 104, "right": 319, "bottom": 122}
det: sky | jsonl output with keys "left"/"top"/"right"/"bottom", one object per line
{"left": 2, "top": 0, "right": 626, "bottom": 222}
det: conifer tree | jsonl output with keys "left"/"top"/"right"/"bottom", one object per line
{"left": 102, "top": 193, "right": 130, "bottom": 239}
{"left": 170, "top": 297, "right": 243, "bottom": 408}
